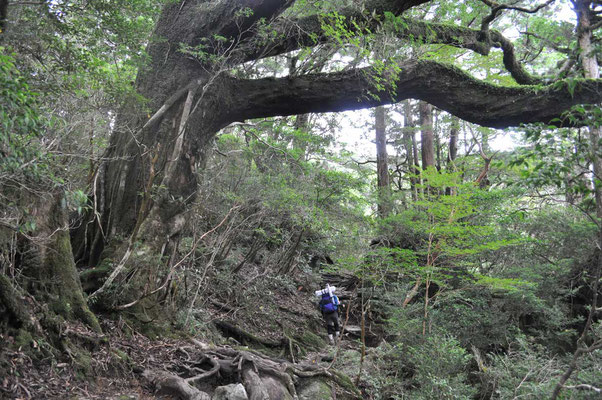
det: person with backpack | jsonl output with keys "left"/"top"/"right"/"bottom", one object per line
{"left": 316, "top": 284, "right": 341, "bottom": 345}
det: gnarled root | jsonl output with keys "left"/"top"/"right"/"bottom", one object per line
{"left": 143, "top": 341, "right": 361, "bottom": 400}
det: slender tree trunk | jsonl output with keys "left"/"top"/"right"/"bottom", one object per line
{"left": 0, "top": 0, "right": 8, "bottom": 34}
{"left": 419, "top": 102, "right": 435, "bottom": 170}
{"left": 403, "top": 101, "right": 419, "bottom": 201}
{"left": 434, "top": 110, "right": 442, "bottom": 171}
{"left": 375, "top": 106, "right": 391, "bottom": 217}
{"left": 293, "top": 113, "right": 310, "bottom": 159}
{"left": 448, "top": 116, "right": 459, "bottom": 167}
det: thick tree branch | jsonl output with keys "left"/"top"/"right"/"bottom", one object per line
{"left": 154, "top": 0, "right": 295, "bottom": 51}
{"left": 227, "top": 60, "right": 602, "bottom": 129}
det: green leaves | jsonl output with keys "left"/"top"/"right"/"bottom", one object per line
{"left": 0, "top": 48, "right": 53, "bottom": 182}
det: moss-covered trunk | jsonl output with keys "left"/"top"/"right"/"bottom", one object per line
{"left": 17, "top": 192, "right": 100, "bottom": 333}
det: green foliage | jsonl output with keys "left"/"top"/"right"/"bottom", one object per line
{"left": 407, "top": 335, "right": 476, "bottom": 399}
{"left": 200, "top": 118, "right": 370, "bottom": 265}
{"left": 481, "top": 337, "right": 565, "bottom": 399}
{"left": 0, "top": 48, "right": 52, "bottom": 181}
{"left": 361, "top": 335, "right": 475, "bottom": 399}
{"left": 376, "top": 168, "right": 519, "bottom": 285}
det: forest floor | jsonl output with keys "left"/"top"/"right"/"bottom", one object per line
{"left": 1, "top": 272, "right": 361, "bottom": 399}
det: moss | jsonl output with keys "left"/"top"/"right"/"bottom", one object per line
{"left": 112, "top": 348, "right": 130, "bottom": 363}
{"left": 50, "top": 297, "right": 73, "bottom": 316}
{"left": 298, "top": 331, "right": 326, "bottom": 350}
{"left": 332, "top": 370, "right": 360, "bottom": 396}
{"left": 0, "top": 274, "right": 33, "bottom": 331}
{"left": 79, "top": 262, "right": 113, "bottom": 293}
{"left": 72, "top": 349, "right": 93, "bottom": 380}
{"left": 14, "top": 329, "right": 34, "bottom": 349}
{"left": 297, "top": 378, "right": 333, "bottom": 400}
{"left": 119, "top": 309, "right": 173, "bottom": 340}
{"left": 45, "top": 230, "right": 101, "bottom": 332}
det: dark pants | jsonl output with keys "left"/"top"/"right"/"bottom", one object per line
{"left": 323, "top": 311, "right": 340, "bottom": 335}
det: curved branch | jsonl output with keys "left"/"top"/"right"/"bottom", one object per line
{"left": 227, "top": 60, "right": 602, "bottom": 129}
{"left": 489, "top": 31, "right": 541, "bottom": 84}
{"left": 238, "top": 0, "right": 431, "bottom": 62}
{"left": 239, "top": 12, "right": 540, "bottom": 84}
{"left": 479, "top": 0, "right": 555, "bottom": 32}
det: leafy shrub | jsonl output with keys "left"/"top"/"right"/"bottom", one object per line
{"left": 405, "top": 335, "right": 476, "bottom": 399}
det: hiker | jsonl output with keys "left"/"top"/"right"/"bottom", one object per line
{"left": 316, "top": 284, "right": 341, "bottom": 345}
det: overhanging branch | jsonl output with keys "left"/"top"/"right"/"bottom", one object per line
{"left": 227, "top": 60, "right": 602, "bottom": 129}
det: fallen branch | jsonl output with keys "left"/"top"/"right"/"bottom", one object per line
{"left": 564, "top": 384, "right": 602, "bottom": 393}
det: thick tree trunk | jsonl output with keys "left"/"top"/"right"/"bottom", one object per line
{"left": 6, "top": 193, "right": 101, "bottom": 333}
{"left": 375, "top": 106, "right": 391, "bottom": 217}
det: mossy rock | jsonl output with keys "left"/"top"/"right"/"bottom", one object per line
{"left": 297, "top": 377, "right": 333, "bottom": 400}
{"left": 79, "top": 262, "right": 113, "bottom": 293}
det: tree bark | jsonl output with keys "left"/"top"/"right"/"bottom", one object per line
{"left": 448, "top": 116, "right": 459, "bottom": 166}
{"left": 0, "top": 0, "right": 8, "bottom": 34}
{"left": 434, "top": 110, "right": 442, "bottom": 171}
{"left": 402, "top": 101, "right": 419, "bottom": 201}
{"left": 19, "top": 193, "right": 100, "bottom": 332}
{"left": 230, "top": 61, "right": 602, "bottom": 129}
{"left": 375, "top": 106, "right": 391, "bottom": 217}
{"left": 419, "top": 102, "right": 435, "bottom": 170}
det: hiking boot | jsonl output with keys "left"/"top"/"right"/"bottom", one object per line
{"left": 328, "top": 334, "right": 334, "bottom": 345}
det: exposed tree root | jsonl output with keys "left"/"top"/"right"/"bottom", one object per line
{"left": 143, "top": 369, "right": 211, "bottom": 400}
{"left": 143, "top": 341, "right": 362, "bottom": 400}
{"left": 215, "top": 320, "right": 283, "bottom": 348}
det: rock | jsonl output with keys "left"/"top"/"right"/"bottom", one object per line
{"left": 213, "top": 383, "right": 248, "bottom": 400}
{"left": 343, "top": 325, "right": 361, "bottom": 335}
{"left": 261, "top": 376, "right": 294, "bottom": 400}
{"left": 297, "top": 378, "right": 333, "bottom": 400}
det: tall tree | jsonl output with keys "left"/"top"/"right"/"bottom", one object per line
{"left": 419, "top": 101, "right": 435, "bottom": 170}
{"left": 403, "top": 101, "right": 421, "bottom": 200}
{"left": 375, "top": 106, "right": 391, "bottom": 217}
{"left": 57, "top": 0, "right": 601, "bottom": 306}
{"left": 448, "top": 116, "right": 460, "bottom": 168}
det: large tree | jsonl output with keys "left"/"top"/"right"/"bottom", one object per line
{"left": 66, "top": 0, "right": 602, "bottom": 304}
